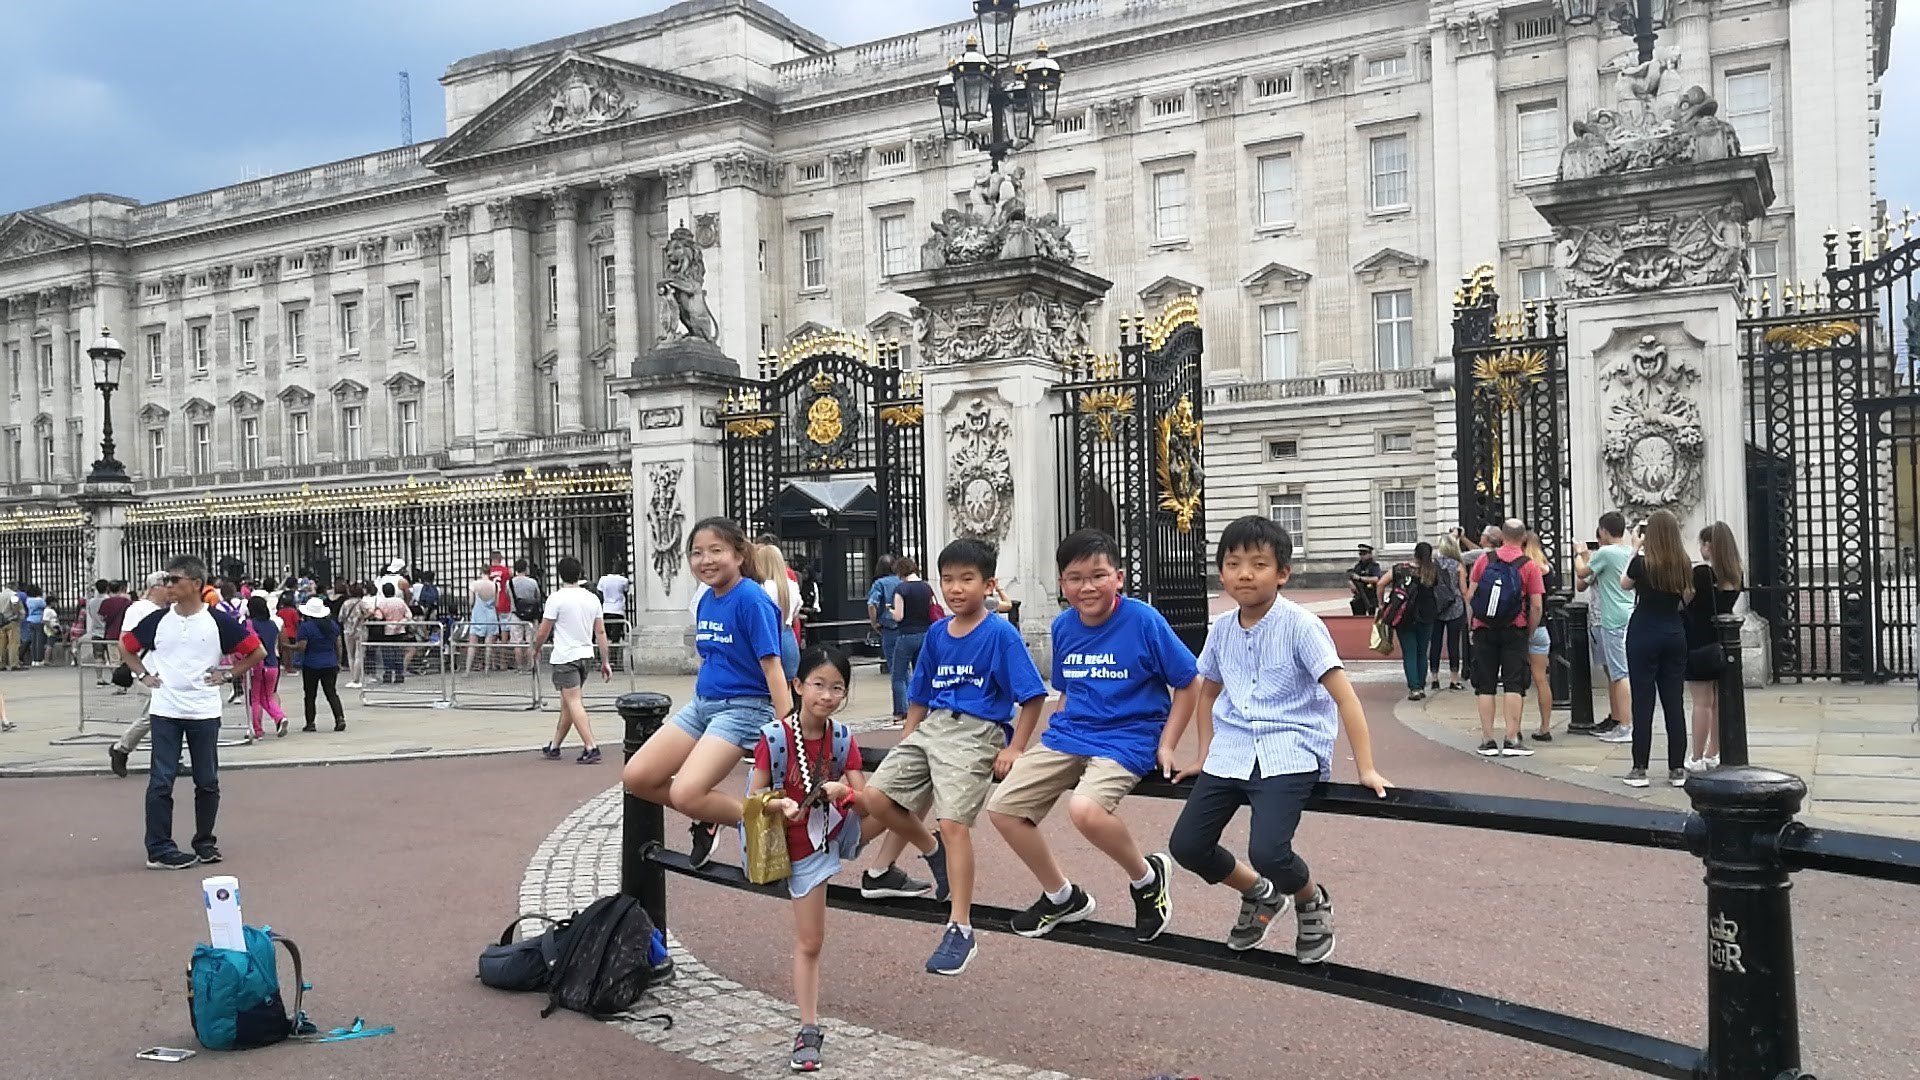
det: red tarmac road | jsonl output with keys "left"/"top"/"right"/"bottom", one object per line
{"left": 3, "top": 681, "right": 1917, "bottom": 1080}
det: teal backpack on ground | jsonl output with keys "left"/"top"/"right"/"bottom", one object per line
{"left": 188, "top": 925, "right": 308, "bottom": 1050}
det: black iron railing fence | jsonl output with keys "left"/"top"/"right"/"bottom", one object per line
{"left": 612, "top": 615, "right": 1919, "bottom": 1080}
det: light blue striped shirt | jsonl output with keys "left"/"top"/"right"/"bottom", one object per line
{"left": 1196, "top": 597, "right": 1343, "bottom": 781}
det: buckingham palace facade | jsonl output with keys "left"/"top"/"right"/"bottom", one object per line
{"left": 0, "top": 0, "right": 1890, "bottom": 575}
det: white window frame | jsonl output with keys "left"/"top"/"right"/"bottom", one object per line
{"left": 191, "top": 421, "right": 212, "bottom": 474}
{"left": 1256, "top": 153, "right": 1296, "bottom": 227}
{"left": 236, "top": 315, "right": 257, "bottom": 368}
{"left": 1382, "top": 487, "right": 1420, "bottom": 547}
{"left": 1258, "top": 301, "right": 1300, "bottom": 381}
{"left": 1268, "top": 492, "right": 1306, "bottom": 553}
{"left": 188, "top": 324, "right": 209, "bottom": 374}
{"left": 67, "top": 333, "right": 82, "bottom": 390}
{"left": 1369, "top": 134, "right": 1411, "bottom": 212}
{"left": 1267, "top": 438, "right": 1299, "bottom": 461}
{"left": 1748, "top": 240, "right": 1779, "bottom": 295}
{"left": 879, "top": 213, "right": 911, "bottom": 277}
{"left": 145, "top": 331, "right": 164, "bottom": 381}
{"left": 799, "top": 227, "right": 826, "bottom": 291}
{"left": 1516, "top": 101, "right": 1562, "bottom": 182}
{"left": 396, "top": 399, "right": 421, "bottom": 456}
{"left": 1723, "top": 68, "right": 1773, "bottom": 151}
{"left": 1365, "top": 54, "right": 1410, "bottom": 80}
{"left": 548, "top": 381, "right": 561, "bottom": 432}
{"left": 1520, "top": 268, "right": 1560, "bottom": 301}
{"left": 288, "top": 410, "right": 311, "bottom": 465}
{"left": 1380, "top": 430, "right": 1415, "bottom": 454}
{"left": 393, "top": 289, "right": 417, "bottom": 346}
{"left": 340, "top": 405, "right": 364, "bottom": 459}
{"left": 605, "top": 378, "right": 621, "bottom": 430}
{"left": 1372, "top": 289, "right": 1416, "bottom": 371}
{"left": 238, "top": 415, "right": 261, "bottom": 470}
{"left": 601, "top": 254, "right": 617, "bottom": 312}
{"left": 39, "top": 430, "right": 55, "bottom": 479}
{"left": 67, "top": 419, "right": 83, "bottom": 475}
{"left": 285, "top": 307, "right": 307, "bottom": 362}
{"left": 546, "top": 265, "right": 559, "bottom": 322}
{"left": 337, "top": 300, "right": 360, "bottom": 354}
{"left": 1151, "top": 169, "right": 1188, "bottom": 242}
{"left": 1053, "top": 185, "right": 1090, "bottom": 257}
{"left": 147, "top": 427, "right": 166, "bottom": 476}
{"left": 38, "top": 341, "right": 54, "bottom": 387}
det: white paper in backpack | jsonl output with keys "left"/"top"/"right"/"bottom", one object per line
{"left": 201, "top": 875, "right": 245, "bottom": 951}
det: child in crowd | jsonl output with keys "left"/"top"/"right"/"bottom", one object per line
{"left": 622, "top": 518, "right": 793, "bottom": 868}
{"left": 1168, "top": 516, "right": 1392, "bottom": 962}
{"left": 244, "top": 596, "right": 289, "bottom": 738}
{"left": 749, "top": 646, "right": 866, "bottom": 1073}
{"left": 859, "top": 538, "right": 1048, "bottom": 976}
{"left": 988, "top": 529, "right": 1198, "bottom": 942}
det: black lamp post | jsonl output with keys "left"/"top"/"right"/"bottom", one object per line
{"left": 84, "top": 327, "right": 130, "bottom": 486}
{"left": 1558, "top": 0, "right": 1670, "bottom": 63}
{"left": 935, "top": 0, "right": 1063, "bottom": 171}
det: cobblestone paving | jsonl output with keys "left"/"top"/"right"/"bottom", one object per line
{"left": 519, "top": 787, "right": 1094, "bottom": 1080}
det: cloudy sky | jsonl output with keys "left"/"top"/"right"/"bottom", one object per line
{"left": 4, "top": 1, "right": 1917, "bottom": 223}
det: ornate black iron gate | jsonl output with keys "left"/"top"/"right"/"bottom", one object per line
{"left": 719, "top": 333, "right": 926, "bottom": 645}
{"left": 1053, "top": 298, "right": 1210, "bottom": 649}
{"left": 1452, "top": 266, "right": 1576, "bottom": 588}
{"left": 1741, "top": 225, "right": 1920, "bottom": 679}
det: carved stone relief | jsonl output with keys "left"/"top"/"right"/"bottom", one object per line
{"left": 1304, "top": 56, "right": 1352, "bottom": 97}
{"left": 1192, "top": 77, "right": 1239, "bottom": 118}
{"left": 646, "top": 461, "right": 686, "bottom": 591}
{"left": 304, "top": 246, "right": 333, "bottom": 272}
{"left": 443, "top": 204, "right": 473, "bottom": 237}
{"left": 161, "top": 273, "right": 185, "bottom": 300}
{"left": 534, "top": 72, "right": 635, "bottom": 136}
{"left": 1559, "top": 82, "right": 1741, "bottom": 181}
{"left": 1601, "top": 335, "right": 1704, "bottom": 521}
{"left": 913, "top": 289, "right": 1092, "bottom": 367}
{"left": 828, "top": 147, "right": 869, "bottom": 186}
{"left": 693, "top": 212, "right": 720, "bottom": 249}
{"left": 413, "top": 226, "right": 442, "bottom": 255}
{"left": 359, "top": 236, "right": 387, "bottom": 264}
{"left": 254, "top": 255, "right": 281, "bottom": 281}
{"left": 207, "top": 265, "right": 232, "bottom": 290}
{"left": 656, "top": 224, "right": 717, "bottom": 344}
{"left": 1446, "top": 10, "right": 1500, "bottom": 56}
{"left": 912, "top": 134, "right": 949, "bottom": 170}
{"left": 1091, "top": 95, "right": 1138, "bottom": 134}
{"left": 944, "top": 396, "right": 1014, "bottom": 543}
{"left": 711, "top": 151, "right": 778, "bottom": 192}
{"left": 472, "top": 251, "right": 495, "bottom": 285}
{"left": 921, "top": 164, "right": 1074, "bottom": 270}
{"left": 661, "top": 162, "right": 693, "bottom": 198}
{"left": 1555, "top": 201, "right": 1748, "bottom": 298}
{"left": 0, "top": 225, "right": 70, "bottom": 261}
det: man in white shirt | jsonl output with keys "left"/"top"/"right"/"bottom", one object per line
{"left": 596, "top": 567, "right": 630, "bottom": 671}
{"left": 530, "top": 556, "right": 612, "bottom": 765}
{"left": 107, "top": 572, "right": 176, "bottom": 777}
{"left": 120, "top": 556, "right": 267, "bottom": 869}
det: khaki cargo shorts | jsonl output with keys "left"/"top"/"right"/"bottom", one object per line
{"left": 986, "top": 745, "right": 1142, "bottom": 823}
{"left": 869, "top": 709, "right": 1007, "bottom": 826}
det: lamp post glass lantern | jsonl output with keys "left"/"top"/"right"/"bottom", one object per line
{"left": 1557, "top": 0, "right": 1668, "bottom": 60}
{"left": 85, "top": 326, "right": 130, "bottom": 485}
{"left": 933, "top": 0, "right": 1063, "bottom": 172}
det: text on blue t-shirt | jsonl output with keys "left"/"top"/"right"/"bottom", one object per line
{"left": 695, "top": 579, "right": 784, "bottom": 701}
{"left": 1043, "top": 597, "right": 1199, "bottom": 776}
{"left": 908, "top": 613, "right": 1047, "bottom": 732}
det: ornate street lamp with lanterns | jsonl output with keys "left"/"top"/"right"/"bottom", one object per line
{"left": 1556, "top": 0, "right": 1671, "bottom": 63}
{"left": 83, "top": 327, "right": 130, "bottom": 486}
{"left": 935, "top": 0, "right": 1063, "bottom": 172}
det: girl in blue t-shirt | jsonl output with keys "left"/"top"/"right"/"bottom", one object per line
{"left": 622, "top": 517, "right": 794, "bottom": 869}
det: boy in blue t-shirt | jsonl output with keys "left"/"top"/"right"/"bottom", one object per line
{"left": 987, "top": 529, "right": 1198, "bottom": 943}
{"left": 1167, "top": 516, "right": 1392, "bottom": 964}
{"left": 859, "top": 537, "right": 1047, "bottom": 977}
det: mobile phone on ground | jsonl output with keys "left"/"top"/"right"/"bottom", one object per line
{"left": 136, "top": 1047, "right": 196, "bottom": 1062}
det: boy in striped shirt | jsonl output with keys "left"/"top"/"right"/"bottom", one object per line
{"left": 1167, "top": 516, "right": 1392, "bottom": 962}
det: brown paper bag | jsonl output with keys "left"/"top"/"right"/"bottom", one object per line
{"left": 1369, "top": 619, "right": 1396, "bottom": 657}
{"left": 742, "top": 790, "right": 791, "bottom": 885}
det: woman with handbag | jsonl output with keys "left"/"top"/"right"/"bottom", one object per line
{"left": 744, "top": 646, "right": 868, "bottom": 1073}
{"left": 1379, "top": 544, "right": 1440, "bottom": 701}
{"left": 1685, "top": 521, "right": 1744, "bottom": 771}
{"left": 1620, "top": 510, "right": 1694, "bottom": 788}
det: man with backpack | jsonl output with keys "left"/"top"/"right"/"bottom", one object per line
{"left": 1465, "top": 518, "right": 1544, "bottom": 758}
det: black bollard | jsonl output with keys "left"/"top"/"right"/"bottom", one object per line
{"left": 1716, "top": 613, "right": 1749, "bottom": 768}
{"left": 617, "top": 691, "right": 672, "bottom": 930}
{"left": 1566, "top": 601, "right": 1596, "bottom": 732}
{"left": 1683, "top": 767, "right": 1810, "bottom": 1080}
{"left": 1546, "top": 599, "right": 1571, "bottom": 708}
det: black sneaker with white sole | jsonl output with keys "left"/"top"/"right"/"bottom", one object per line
{"left": 194, "top": 844, "right": 223, "bottom": 865}
{"left": 1500, "top": 739, "right": 1535, "bottom": 757}
{"left": 1009, "top": 884, "right": 1096, "bottom": 938}
{"left": 146, "top": 850, "right": 199, "bottom": 871}
{"left": 1589, "top": 717, "right": 1620, "bottom": 736}
{"left": 1294, "top": 884, "right": 1335, "bottom": 964}
{"left": 689, "top": 821, "right": 719, "bottom": 869}
{"left": 1475, "top": 739, "right": 1501, "bottom": 757}
{"left": 1130, "top": 852, "right": 1175, "bottom": 942}
{"left": 860, "top": 864, "right": 934, "bottom": 899}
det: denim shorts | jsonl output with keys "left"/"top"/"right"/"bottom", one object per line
{"left": 778, "top": 631, "right": 800, "bottom": 682}
{"left": 785, "top": 817, "right": 862, "bottom": 899}
{"left": 670, "top": 694, "right": 775, "bottom": 750}
{"left": 1528, "top": 625, "right": 1551, "bottom": 656}
{"left": 1589, "top": 623, "right": 1630, "bottom": 681}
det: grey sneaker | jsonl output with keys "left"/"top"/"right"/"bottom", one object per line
{"left": 1600, "top": 727, "right": 1635, "bottom": 744}
{"left": 1622, "top": 768, "right": 1650, "bottom": 788}
{"left": 1668, "top": 768, "right": 1688, "bottom": 788}
{"left": 1294, "top": 884, "right": 1335, "bottom": 964}
{"left": 1226, "top": 881, "right": 1290, "bottom": 952}
{"left": 790, "top": 1024, "right": 824, "bottom": 1072}
{"left": 860, "top": 864, "right": 933, "bottom": 900}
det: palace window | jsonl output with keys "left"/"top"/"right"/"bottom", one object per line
{"left": 1380, "top": 431, "right": 1415, "bottom": 454}
{"left": 876, "top": 145, "right": 908, "bottom": 168}
{"left": 1724, "top": 69, "right": 1772, "bottom": 150}
{"left": 879, "top": 214, "right": 911, "bottom": 277}
{"left": 797, "top": 161, "right": 826, "bottom": 183}
{"left": 1150, "top": 93, "right": 1187, "bottom": 118}
{"left": 1256, "top": 153, "right": 1296, "bottom": 226}
{"left": 67, "top": 420, "right": 83, "bottom": 477}
{"left": 1151, "top": 169, "right": 1188, "bottom": 242}
{"left": 393, "top": 290, "right": 417, "bottom": 346}
{"left": 340, "top": 405, "right": 364, "bottom": 459}
{"left": 1383, "top": 488, "right": 1419, "bottom": 546}
{"left": 38, "top": 341, "right": 54, "bottom": 387}
{"left": 1372, "top": 289, "right": 1415, "bottom": 371}
{"left": 188, "top": 272, "right": 209, "bottom": 290}
{"left": 1054, "top": 110, "right": 1088, "bottom": 134}
{"left": 145, "top": 332, "right": 164, "bottom": 380}
{"left": 288, "top": 410, "right": 311, "bottom": 465}
{"left": 392, "top": 235, "right": 415, "bottom": 255}
{"left": 188, "top": 325, "right": 209, "bottom": 374}
{"left": 337, "top": 245, "right": 359, "bottom": 265}
{"left": 68, "top": 334, "right": 83, "bottom": 390}
{"left": 1521, "top": 267, "right": 1560, "bottom": 301}
{"left": 285, "top": 254, "right": 305, "bottom": 272}
{"left": 236, "top": 315, "right": 257, "bottom": 367}
{"left": 238, "top": 416, "right": 261, "bottom": 470}
{"left": 1370, "top": 134, "right": 1411, "bottom": 210}
{"left": 605, "top": 378, "right": 621, "bottom": 430}
{"left": 143, "top": 282, "right": 162, "bottom": 300}
{"left": 546, "top": 265, "right": 559, "bottom": 322}
{"left": 1259, "top": 302, "right": 1300, "bottom": 381}
{"left": 548, "top": 382, "right": 561, "bottom": 432}
{"left": 338, "top": 300, "right": 360, "bottom": 353}
{"left": 39, "top": 428, "right": 56, "bottom": 480}
{"left": 1748, "top": 241, "right": 1779, "bottom": 295}
{"left": 1054, "top": 185, "right": 1090, "bottom": 256}
{"left": 396, "top": 399, "right": 421, "bottom": 456}
{"left": 1269, "top": 493, "right": 1306, "bottom": 552}
{"left": 285, "top": 307, "right": 307, "bottom": 361}
{"left": 5, "top": 428, "right": 21, "bottom": 479}
{"left": 191, "top": 421, "right": 212, "bottom": 474}
{"left": 1253, "top": 73, "right": 1293, "bottom": 99}
{"left": 1516, "top": 102, "right": 1562, "bottom": 181}
{"left": 799, "top": 227, "right": 826, "bottom": 290}
{"left": 146, "top": 427, "right": 165, "bottom": 476}
{"left": 601, "top": 254, "right": 617, "bottom": 311}
{"left": 1267, "top": 438, "right": 1298, "bottom": 461}
{"left": 7, "top": 347, "right": 16, "bottom": 396}
{"left": 236, "top": 264, "right": 255, "bottom": 283}
{"left": 1366, "top": 54, "right": 1410, "bottom": 79}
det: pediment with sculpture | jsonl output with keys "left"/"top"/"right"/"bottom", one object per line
{"left": 0, "top": 213, "right": 91, "bottom": 264}
{"left": 425, "top": 51, "right": 742, "bottom": 166}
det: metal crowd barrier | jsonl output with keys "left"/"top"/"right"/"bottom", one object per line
{"left": 534, "top": 625, "right": 639, "bottom": 714}
{"left": 612, "top": 614, "right": 1919, "bottom": 1080}
{"left": 447, "top": 619, "right": 542, "bottom": 711}
{"left": 356, "top": 620, "right": 452, "bottom": 709}
{"left": 67, "top": 658, "right": 258, "bottom": 750}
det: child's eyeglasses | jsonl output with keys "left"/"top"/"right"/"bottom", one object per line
{"left": 800, "top": 680, "right": 847, "bottom": 697}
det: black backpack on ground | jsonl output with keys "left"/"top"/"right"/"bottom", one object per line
{"left": 477, "top": 913, "right": 572, "bottom": 993}
{"left": 538, "top": 894, "right": 670, "bottom": 1019}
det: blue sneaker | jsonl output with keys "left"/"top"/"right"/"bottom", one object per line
{"left": 920, "top": 837, "right": 950, "bottom": 902}
{"left": 925, "top": 923, "right": 976, "bottom": 976}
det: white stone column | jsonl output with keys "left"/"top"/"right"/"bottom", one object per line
{"left": 620, "top": 370, "right": 730, "bottom": 673}
{"left": 1671, "top": 0, "right": 1712, "bottom": 92}
{"left": 487, "top": 196, "right": 535, "bottom": 439}
{"left": 551, "top": 186, "right": 585, "bottom": 433}
{"left": 1565, "top": 20, "right": 1602, "bottom": 123}
{"left": 443, "top": 205, "right": 478, "bottom": 454}
{"left": 609, "top": 178, "right": 642, "bottom": 378}
{"left": 711, "top": 152, "right": 774, "bottom": 373}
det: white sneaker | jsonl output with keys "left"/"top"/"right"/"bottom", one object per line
{"left": 344, "top": 681, "right": 362, "bottom": 689}
{"left": 1684, "top": 757, "right": 1706, "bottom": 772}
{"left": 1599, "top": 727, "right": 1634, "bottom": 743}
{"left": 1703, "top": 755, "right": 1720, "bottom": 769}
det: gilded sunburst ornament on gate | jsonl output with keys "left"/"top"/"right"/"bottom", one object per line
{"left": 1155, "top": 393, "right": 1204, "bottom": 534}
{"left": 1762, "top": 320, "right": 1860, "bottom": 350}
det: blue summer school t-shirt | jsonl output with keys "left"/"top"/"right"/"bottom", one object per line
{"left": 1044, "top": 597, "right": 1199, "bottom": 776}
{"left": 908, "top": 613, "right": 1047, "bottom": 733}
{"left": 694, "top": 580, "right": 784, "bottom": 700}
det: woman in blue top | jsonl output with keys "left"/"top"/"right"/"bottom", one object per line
{"left": 290, "top": 596, "right": 348, "bottom": 733}
{"left": 622, "top": 517, "right": 794, "bottom": 869}
{"left": 22, "top": 586, "right": 46, "bottom": 667}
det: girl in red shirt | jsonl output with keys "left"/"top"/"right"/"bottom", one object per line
{"left": 747, "top": 646, "right": 864, "bottom": 1073}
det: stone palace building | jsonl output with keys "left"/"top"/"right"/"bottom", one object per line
{"left": 0, "top": 0, "right": 1891, "bottom": 577}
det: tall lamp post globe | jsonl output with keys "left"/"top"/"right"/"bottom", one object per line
{"left": 84, "top": 326, "right": 130, "bottom": 486}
